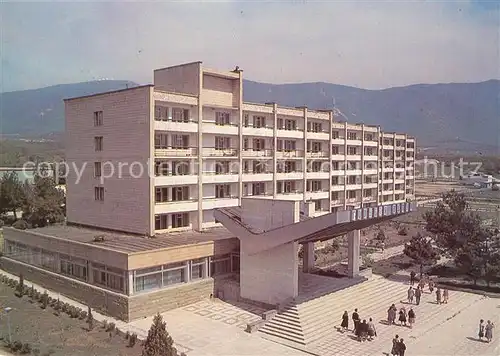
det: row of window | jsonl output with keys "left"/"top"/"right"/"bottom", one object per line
{"left": 4, "top": 240, "right": 126, "bottom": 293}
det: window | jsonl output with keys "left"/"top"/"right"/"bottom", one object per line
{"left": 364, "top": 147, "right": 374, "bottom": 156}
{"left": 364, "top": 133, "right": 374, "bottom": 141}
{"left": 94, "top": 136, "right": 103, "bottom": 151}
{"left": 154, "top": 106, "right": 169, "bottom": 121}
{"left": 155, "top": 187, "right": 169, "bottom": 203}
{"left": 348, "top": 161, "right": 357, "bottom": 170}
{"left": 253, "top": 116, "right": 266, "bottom": 128}
{"left": 348, "top": 176, "right": 356, "bottom": 185}
{"left": 364, "top": 189, "right": 372, "bottom": 198}
{"left": 331, "top": 192, "right": 339, "bottom": 200}
{"left": 243, "top": 114, "right": 249, "bottom": 127}
{"left": 155, "top": 133, "right": 169, "bottom": 149}
{"left": 172, "top": 108, "right": 189, "bottom": 123}
{"left": 215, "top": 184, "right": 230, "bottom": 198}
{"left": 348, "top": 146, "right": 357, "bottom": 155}
{"left": 253, "top": 138, "right": 265, "bottom": 151}
{"left": 171, "top": 134, "right": 189, "bottom": 149}
{"left": 348, "top": 132, "right": 358, "bottom": 140}
{"left": 163, "top": 262, "right": 187, "bottom": 286}
{"left": 252, "top": 161, "right": 265, "bottom": 173}
{"left": 277, "top": 181, "right": 295, "bottom": 193}
{"left": 314, "top": 200, "right": 321, "bottom": 211}
{"left": 92, "top": 263, "right": 125, "bottom": 292}
{"left": 284, "top": 161, "right": 296, "bottom": 173}
{"left": 155, "top": 214, "right": 168, "bottom": 230}
{"left": 307, "top": 180, "right": 322, "bottom": 191}
{"left": 171, "top": 212, "right": 189, "bottom": 228}
{"left": 332, "top": 131, "right": 340, "bottom": 139}
{"left": 210, "top": 254, "right": 231, "bottom": 277}
{"left": 172, "top": 161, "right": 190, "bottom": 175}
{"left": 332, "top": 161, "right": 339, "bottom": 170}
{"left": 40, "top": 250, "right": 55, "bottom": 271}
{"left": 215, "top": 112, "right": 230, "bottom": 125}
{"left": 94, "top": 187, "right": 104, "bottom": 201}
{"left": 284, "top": 119, "right": 296, "bottom": 130}
{"left": 277, "top": 118, "right": 283, "bottom": 129}
{"left": 331, "top": 176, "right": 339, "bottom": 185}
{"left": 309, "top": 161, "right": 322, "bottom": 172}
{"left": 172, "top": 186, "right": 189, "bottom": 201}
{"left": 308, "top": 141, "right": 322, "bottom": 153}
{"left": 215, "top": 161, "right": 230, "bottom": 174}
{"left": 215, "top": 136, "right": 231, "bottom": 150}
{"left": 94, "top": 162, "right": 102, "bottom": 177}
{"left": 60, "top": 257, "right": 87, "bottom": 281}
{"left": 155, "top": 161, "right": 169, "bottom": 176}
{"left": 93, "top": 111, "right": 103, "bottom": 126}
{"left": 307, "top": 121, "right": 322, "bottom": 132}
{"left": 278, "top": 140, "right": 296, "bottom": 151}
{"left": 252, "top": 182, "right": 265, "bottom": 195}
{"left": 348, "top": 190, "right": 356, "bottom": 199}
{"left": 135, "top": 272, "right": 161, "bottom": 292}
{"left": 191, "top": 258, "right": 207, "bottom": 280}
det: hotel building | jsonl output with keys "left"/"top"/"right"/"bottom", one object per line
{"left": 0, "top": 62, "right": 415, "bottom": 321}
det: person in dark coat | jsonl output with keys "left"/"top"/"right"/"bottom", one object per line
{"left": 415, "top": 286, "right": 422, "bottom": 305}
{"left": 410, "top": 271, "right": 416, "bottom": 285}
{"left": 341, "top": 311, "right": 349, "bottom": 332}
{"left": 358, "top": 319, "right": 368, "bottom": 342}
{"left": 399, "top": 338, "right": 407, "bottom": 356}
{"left": 391, "top": 335, "right": 400, "bottom": 356}
{"left": 408, "top": 308, "right": 416, "bottom": 329}
{"left": 352, "top": 308, "right": 360, "bottom": 334}
{"left": 399, "top": 307, "right": 407, "bottom": 327}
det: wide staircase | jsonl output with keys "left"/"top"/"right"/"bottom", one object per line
{"left": 258, "top": 274, "right": 484, "bottom": 354}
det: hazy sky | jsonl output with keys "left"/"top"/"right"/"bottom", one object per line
{"left": 1, "top": 0, "right": 499, "bottom": 92}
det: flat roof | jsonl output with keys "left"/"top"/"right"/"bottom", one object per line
{"left": 27, "top": 225, "right": 236, "bottom": 254}
{"left": 63, "top": 84, "right": 154, "bottom": 102}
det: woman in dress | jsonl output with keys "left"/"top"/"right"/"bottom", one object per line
{"left": 478, "top": 319, "right": 485, "bottom": 341}
{"left": 399, "top": 307, "right": 407, "bottom": 327}
{"left": 408, "top": 308, "right": 416, "bottom": 329}
{"left": 341, "top": 311, "right": 349, "bottom": 332}
{"left": 388, "top": 304, "right": 397, "bottom": 325}
{"left": 485, "top": 320, "right": 494, "bottom": 343}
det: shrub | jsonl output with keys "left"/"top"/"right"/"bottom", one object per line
{"left": 87, "top": 305, "right": 94, "bottom": 330}
{"left": 125, "top": 331, "right": 130, "bottom": 340}
{"left": 79, "top": 310, "right": 87, "bottom": 320}
{"left": 61, "top": 303, "right": 68, "bottom": 313}
{"left": 0, "top": 219, "right": 4, "bottom": 228}
{"left": 362, "top": 255, "right": 375, "bottom": 268}
{"left": 492, "top": 184, "right": 499, "bottom": 191}
{"left": 106, "top": 322, "right": 116, "bottom": 332}
{"left": 40, "top": 291, "right": 49, "bottom": 309}
{"left": 12, "top": 219, "right": 29, "bottom": 230}
{"left": 20, "top": 343, "right": 32, "bottom": 354}
{"left": 398, "top": 226, "right": 408, "bottom": 236}
{"left": 128, "top": 333, "right": 138, "bottom": 347}
{"left": 15, "top": 274, "right": 24, "bottom": 298}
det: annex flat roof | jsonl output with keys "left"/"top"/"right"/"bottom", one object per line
{"left": 27, "top": 224, "right": 236, "bottom": 254}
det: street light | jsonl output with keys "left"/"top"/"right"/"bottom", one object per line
{"left": 3, "top": 307, "right": 12, "bottom": 344}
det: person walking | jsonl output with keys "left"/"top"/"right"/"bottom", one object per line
{"left": 485, "top": 320, "right": 494, "bottom": 343}
{"left": 399, "top": 307, "right": 407, "bottom": 327}
{"left": 388, "top": 304, "right": 397, "bottom": 325}
{"left": 410, "top": 271, "right": 416, "bottom": 286}
{"left": 358, "top": 319, "right": 369, "bottom": 342}
{"left": 391, "top": 335, "right": 400, "bottom": 356}
{"left": 352, "top": 308, "right": 360, "bottom": 335}
{"left": 478, "top": 319, "right": 485, "bottom": 341}
{"left": 429, "top": 279, "right": 435, "bottom": 293}
{"left": 415, "top": 286, "right": 422, "bottom": 305}
{"left": 443, "top": 288, "right": 449, "bottom": 304}
{"left": 399, "top": 338, "right": 407, "bottom": 356}
{"left": 407, "top": 286, "right": 415, "bottom": 304}
{"left": 341, "top": 311, "right": 349, "bottom": 332}
{"left": 436, "top": 288, "right": 442, "bottom": 305}
{"left": 418, "top": 278, "right": 425, "bottom": 292}
{"left": 408, "top": 308, "right": 416, "bottom": 329}
{"left": 367, "top": 318, "right": 377, "bottom": 341}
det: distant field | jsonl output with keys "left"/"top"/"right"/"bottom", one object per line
{"left": 0, "top": 139, "right": 64, "bottom": 167}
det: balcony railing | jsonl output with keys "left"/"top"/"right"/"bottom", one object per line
{"left": 275, "top": 150, "right": 304, "bottom": 158}
{"left": 306, "top": 151, "right": 329, "bottom": 158}
{"left": 155, "top": 117, "right": 198, "bottom": 123}
{"left": 203, "top": 148, "right": 238, "bottom": 157}
{"left": 154, "top": 147, "right": 198, "bottom": 157}
{"left": 241, "top": 149, "right": 273, "bottom": 157}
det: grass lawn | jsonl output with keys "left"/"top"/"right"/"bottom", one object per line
{"left": 370, "top": 254, "right": 416, "bottom": 277}
{"left": 0, "top": 282, "right": 141, "bottom": 356}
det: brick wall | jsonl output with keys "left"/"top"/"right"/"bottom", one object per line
{"left": 0, "top": 257, "right": 129, "bottom": 321}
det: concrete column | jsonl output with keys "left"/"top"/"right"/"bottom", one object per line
{"left": 347, "top": 229, "right": 360, "bottom": 278}
{"left": 302, "top": 242, "right": 315, "bottom": 273}
{"left": 127, "top": 271, "right": 134, "bottom": 296}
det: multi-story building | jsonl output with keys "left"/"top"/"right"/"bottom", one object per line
{"left": 64, "top": 61, "right": 415, "bottom": 236}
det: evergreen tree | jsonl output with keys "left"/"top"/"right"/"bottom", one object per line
{"left": 142, "top": 313, "right": 177, "bottom": 356}
{"left": 0, "top": 172, "right": 24, "bottom": 218}
{"left": 16, "top": 273, "right": 24, "bottom": 297}
{"left": 404, "top": 233, "right": 440, "bottom": 277}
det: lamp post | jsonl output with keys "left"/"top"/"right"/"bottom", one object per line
{"left": 3, "top": 307, "right": 12, "bottom": 344}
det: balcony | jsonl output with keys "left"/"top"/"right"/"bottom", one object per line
{"left": 202, "top": 197, "right": 239, "bottom": 210}
{"left": 346, "top": 169, "right": 362, "bottom": 176}
{"left": 363, "top": 169, "right": 378, "bottom": 175}
{"left": 155, "top": 147, "right": 197, "bottom": 158}
{"left": 154, "top": 119, "right": 198, "bottom": 133}
{"left": 406, "top": 155, "right": 415, "bottom": 161}
{"left": 331, "top": 138, "right": 345, "bottom": 145}
{"left": 331, "top": 184, "right": 345, "bottom": 192}
{"left": 346, "top": 139, "right": 363, "bottom": 146}
{"left": 305, "top": 190, "right": 330, "bottom": 200}
{"left": 277, "top": 129, "right": 304, "bottom": 139}
{"left": 395, "top": 145, "right": 406, "bottom": 150}
{"left": 331, "top": 170, "right": 345, "bottom": 176}
{"left": 364, "top": 182, "right": 378, "bottom": 189}
{"left": 155, "top": 174, "right": 198, "bottom": 186}
{"left": 307, "top": 131, "right": 330, "bottom": 141}
{"left": 363, "top": 196, "right": 376, "bottom": 203}
{"left": 346, "top": 197, "right": 360, "bottom": 204}
{"left": 383, "top": 145, "right": 395, "bottom": 150}
{"left": 382, "top": 190, "right": 394, "bottom": 195}
{"left": 241, "top": 149, "right": 273, "bottom": 158}
{"left": 307, "top": 151, "right": 329, "bottom": 158}
{"left": 345, "top": 184, "right": 362, "bottom": 190}
{"left": 242, "top": 172, "right": 273, "bottom": 182}
{"left": 364, "top": 140, "right": 378, "bottom": 147}
{"left": 276, "top": 191, "right": 304, "bottom": 201}
{"left": 202, "top": 122, "right": 239, "bottom": 135}
{"left": 395, "top": 167, "right": 405, "bottom": 173}
{"left": 346, "top": 154, "right": 362, "bottom": 161}
{"left": 331, "top": 199, "right": 343, "bottom": 206}
{"left": 364, "top": 155, "right": 378, "bottom": 161}
{"left": 242, "top": 125, "right": 274, "bottom": 137}
{"left": 202, "top": 173, "right": 239, "bottom": 184}
{"left": 395, "top": 189, "right": 405, "bottom": 195}
{"left": 276, "top": 171, "right": 303, "bottom": 180}
{"left": 331, "top": 154, "right": 345, "bottom": 161}
{"left": 275, "top": 150, "right": 304, "bottom": 159}
{"left": 203, "top": 148, "right": 238, "bottom": 157}
{"left": 155, "top": 199, "right": 198, "bottom": 214}
{"left": 306, "top": 171, "right": 330, "bottom": 180}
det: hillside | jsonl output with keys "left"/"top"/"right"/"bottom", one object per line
{"left": 1, "top": 79, "right": 498, "bottom": 152}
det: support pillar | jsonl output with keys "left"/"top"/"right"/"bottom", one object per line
{"left": 302, "top": 242, "right": 315, "bottom": 273}
{"left": 347, "top": 229, "right": 360, "bottom": 278}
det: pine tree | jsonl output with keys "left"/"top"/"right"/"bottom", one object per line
{"left": 142, "top": 313, "right": 177, "bottom": 356}
{"left": 404, "top": 233, "right": 440, "bottom": 277}
{"left": 16, "top": 273, "right": 24, "bottom": 297}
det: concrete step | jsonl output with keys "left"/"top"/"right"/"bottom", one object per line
{"left": 264, "top": 318, "right": 303, "bottom": 333}
{"left": 258, "top": 324, "right": 306, "bottom": 346}
{"left": 272, "top": 313, "right": 302, "bottom": 325}
{"left": 259, "top": 322, "right": 304, "bottom": 339}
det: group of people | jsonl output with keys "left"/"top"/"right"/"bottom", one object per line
{"left": 390, "top": 335, "right": 407, "bottom": 356}
{"left": 340, "top": 309, "right": 377, "bottom": 342}
{"left": 387, "top": 304, "right": 416, "bottom": 328}
{"left": 478, "top": 319, "right": 495, "bottom": 343}
{"left": 409, "top": 271, "right": 449, "bottom": 305}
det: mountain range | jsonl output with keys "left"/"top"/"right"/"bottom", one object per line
{"left": 1, "top": 79, "right": 498, "bottom": 154}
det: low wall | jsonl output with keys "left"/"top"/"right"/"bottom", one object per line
{"left": 128, "top": 279, "right": 214, "bottom": 321}
{"left": 0, "top": 257, "right": 129, "bottom": 320}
